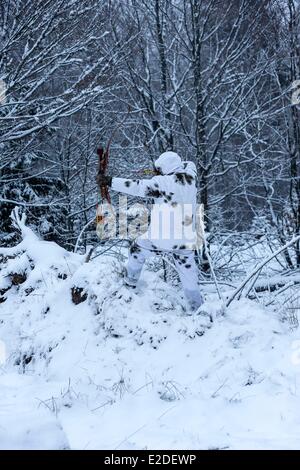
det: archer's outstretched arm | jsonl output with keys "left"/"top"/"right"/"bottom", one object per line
{"left": 111, "top": 176, "right": 164, "bottom": 199}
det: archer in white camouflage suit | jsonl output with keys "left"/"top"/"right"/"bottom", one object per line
{"left": 97, "top": 151, "right": 204, "bottom": 311}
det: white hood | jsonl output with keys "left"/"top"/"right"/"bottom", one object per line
{"left": 154, "top": 152, "right": 183, "bottom": 175}
{"left": 155, "top": 152, "right": 197, "bottom": 180}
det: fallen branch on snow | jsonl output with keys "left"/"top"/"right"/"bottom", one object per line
{"left": 226, "top": 235, "right": 300, "bottom": 307}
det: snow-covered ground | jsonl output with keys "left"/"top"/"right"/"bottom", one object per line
{"left": 1, "top": 214, "right": 300, "bottom": 450}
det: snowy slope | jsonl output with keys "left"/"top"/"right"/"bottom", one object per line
{"left": 1, "top": 216, "right": 300, "bottom": 450}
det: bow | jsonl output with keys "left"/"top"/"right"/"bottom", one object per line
{"left": 95, "top": 108, "right": 131, "bottom": 240}
{"left": 96, "top": 144, "right": 112, "bottom": 241}
{"left": 97, "top": 145, "right": 111, "bottom": 204}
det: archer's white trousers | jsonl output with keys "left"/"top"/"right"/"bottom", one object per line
{"left": 126, "top": 239, "right": 204, "bottom": 311}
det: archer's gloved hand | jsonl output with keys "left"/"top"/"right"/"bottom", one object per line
{"left": 96, "top": 174, "right": 112, "bottom": 187}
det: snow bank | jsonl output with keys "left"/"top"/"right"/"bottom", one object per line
{"left": 1, "top": 215, "right": 300, "bottom": 449}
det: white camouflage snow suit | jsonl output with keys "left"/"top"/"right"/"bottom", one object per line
{"left": 111, "top": 151, "right": 204, "bottom": 311}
